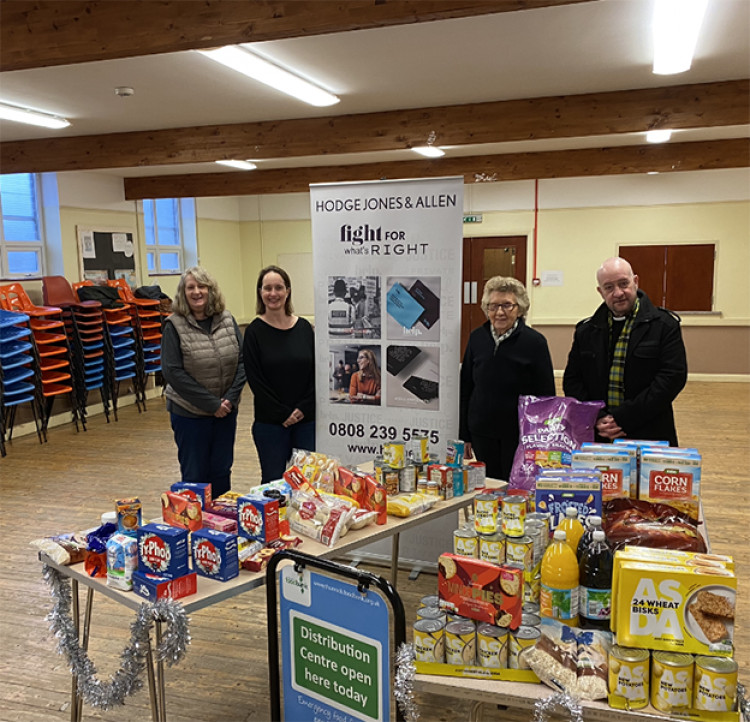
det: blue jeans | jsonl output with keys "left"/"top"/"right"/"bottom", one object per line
{"left": 252, "top": 420, "right": 315, "bottom": 483}
{"left": 170, "top": 410, "right": 238, "bottom": 498}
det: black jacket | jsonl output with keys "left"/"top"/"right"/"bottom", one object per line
{"left": 562, "top": 290, "right": 687, "bottom": 445}
{"left": 460, "top": 318, "right": 555, "bottom": 443}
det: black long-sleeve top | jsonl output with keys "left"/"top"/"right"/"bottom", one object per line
{"left": 242, "top": 317, "right": 316, "bottom": 425}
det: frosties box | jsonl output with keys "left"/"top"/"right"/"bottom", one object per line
{"left": 639, "top": 450, "right": 702, "bottom": 522}
{"left": 438, "top": 553, "right": 523, "bottom": 628}
{"left": 534, "top": 474, "right": 602, "bottom": 528}
{"left": 137, "top": 523, "right": 189, "bottom": 579}
{"left": 191, "top": 528, "right": 239, "bottom": 581}
{"left": 571, "top": 448, "right": 631, "bottom": 501}
{"left": 237, "top": 495, "right": 280, "bottom": 543}
{"left": 132, "top": 570, "right": 197, "bottom": 603}
{"left": 170, "top": 482, "right": 212, "bottom": 509}
{"left": 613, "top": 559, "right": 735, "bottom": 657}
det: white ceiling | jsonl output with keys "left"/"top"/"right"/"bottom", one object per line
{"left": 0, "top": 0, "right": 748, "bottom": 178}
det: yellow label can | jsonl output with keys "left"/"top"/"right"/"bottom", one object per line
{"left": 476, "top": 623, "right": 509, "bottom": 669}
{"left": 651, "top": 651, "right": 694, "bottom": 713}
{"left": 413, "top": 619, "right": 445, "bottom": 663}
{"left": 445, "top": 620, "right": 477, "bottom": 666}
{"left": 693, "top": 655, "right": 738, "bottom": 712}
{"left": 608, "top": 645, "right": 650, "bottom": 710}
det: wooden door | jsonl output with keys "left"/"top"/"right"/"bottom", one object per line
{"left": 461, "top": 236, "right": 528, "bottom": 354}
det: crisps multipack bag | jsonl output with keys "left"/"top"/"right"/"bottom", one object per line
{"left": 612, "top": 557, "right": 735, "bottom": 657}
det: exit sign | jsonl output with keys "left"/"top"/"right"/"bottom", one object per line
{"left": 463, "top": 214, "right": 483, "bottom": 223}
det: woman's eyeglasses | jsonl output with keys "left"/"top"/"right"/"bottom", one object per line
{"left": 487, "top": 302, "right": 517, "bottom": 313}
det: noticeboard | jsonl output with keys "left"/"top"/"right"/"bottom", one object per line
{"left": 77, "top": 227, "right": 137, "bottom": 285}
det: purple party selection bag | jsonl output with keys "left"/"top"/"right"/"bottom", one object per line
{"left": 509, "top": 395, "right": 604, "bottom": 491}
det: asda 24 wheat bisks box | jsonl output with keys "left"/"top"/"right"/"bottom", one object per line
{"left": 137, "top": 523, "right": 189, "bottom": 579}
{"left": 191, "top": 528, "right": 239, "bottom": 581}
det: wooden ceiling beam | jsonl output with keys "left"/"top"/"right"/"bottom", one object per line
{"left": 0, "top": 0, "right": 594, "bottom": 71}
{"left": 2, "top": 81, "right": 746, "bottom": 175}
{"left": 123, "top": 138, "right": 749, "bottom": 198}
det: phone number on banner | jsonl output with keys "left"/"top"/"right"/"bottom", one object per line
{"left": 328, "top": 422, "right": 439, "bottom": 445}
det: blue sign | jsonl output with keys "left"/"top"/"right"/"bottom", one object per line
{"left": 280, "top": 567, "right": 390, "bottom": 721}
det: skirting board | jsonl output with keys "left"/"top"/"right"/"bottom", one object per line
{"left": 10, "top": 386, "right": 163, "bottom": 438}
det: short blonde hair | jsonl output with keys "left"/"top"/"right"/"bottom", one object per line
{"left": 172, "top": 266, "right": 226, "bottom": 317}
{"left": 480, "top": 276, "right": 530, "bottom": 317}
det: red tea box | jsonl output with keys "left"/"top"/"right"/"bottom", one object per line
{"left": 137, "top": 523, "right": 189, "bottom": 579}
{"left": 170, "top": 482, "right": 212, "bottom": 508}
{"left": 132, "top": 570, "right": 197, "bottom": 602}
{"left": 191, "top": 528, "right": 239, "bottom": 581}
{"left": 237, "top": 495, "right": 280, "bottom": 543}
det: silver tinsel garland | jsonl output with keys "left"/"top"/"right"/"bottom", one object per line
{"left": 394, "top": 642, "right": 420, "bottom": 722}
{"left": 533, "top": 692, "right": 584, "bottom": 722}
{"left": 42, "top": 564, "right": 191, "bottom": 710}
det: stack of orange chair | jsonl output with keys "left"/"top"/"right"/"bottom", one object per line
{"left": 0, "top": 283, "right": 77, "bottom": 439}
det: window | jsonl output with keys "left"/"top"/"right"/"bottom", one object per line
{"left": 143, "top": 197, "right": 196, "bottom": 274}
{"left": 0, "top": 173, "right": 45, "bottom": 278}
{"left": 619, "top": 244, "right": 715, "bottom": 312}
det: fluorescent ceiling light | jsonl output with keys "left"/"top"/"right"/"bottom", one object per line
{"left": 652, "top": 0, "right": 708, "bottom": 75}
{"left": 215, "top": 160, "right": 258, "bottom": 170}
{"left": 412, "top": 146, "right": 445, "bottom": 158}
{"left": 0, "top": 101, "right": 70, "bottom": 129}
{"left": 198, "top": 46, "right": 339, "bottom": 107}
{"left": 646, "top": 129, "right": 672, "bottom": 143}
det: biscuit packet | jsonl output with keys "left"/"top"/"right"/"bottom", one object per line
{"left": 362, "top": 474, "right": 387, "bottom": 525}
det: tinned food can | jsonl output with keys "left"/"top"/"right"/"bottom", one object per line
{"left": 508, "top": 625, "right": 540, "bottom": 669}
{"left": 445, "top": 620, "right": 477, "bottom": 666}
{"left": 474, "top": 494, "right": 499, "bottom": 535}
{"left": 505, "top": 536, "right": 534, "bottom": 572}
{"left": 383, "top": 468, "right": 400, "bottom": 497}
{"left": 408, "top": 435, "right": 429, "bottom": 464}
{"left": 399, "top": 464, "right": 417, "bottom": 493}
{"left": 693, "top": 655, "right": 738, "bottom": 712}
{"left": 383, "top": 441, "right": 406, "bottom": 469}
{"left": 651, "top": 651, "right": 694, "bottom": 713}
{"left": 453, "top": 528, "right": 479, "bottom": 557}
{"left": 609, "top": 645, "right": 650, "bottom": 710}
{"left": 416, "top": 606, "right": 447, "bottom": 623}
{"left": 521, "top": 613, "right": 541, "bottom": 629}
{"left": 419, "top": 594, "right": 439, "bottom": 609}
{"left": 476, "top": 623, "right": 509, "bottom": 669}
{"left": 478, "top": 532, "right": 505, "bottom": 565}
{"left": 413, "top": 619, "right": 445, "bottom": 663}
{"left": 501, "top": 495, "right": 526, "bottom": 538}
{"left": 446, "top": 439, "right": 465, "bottom": 466}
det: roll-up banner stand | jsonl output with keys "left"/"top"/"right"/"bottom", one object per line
{"left": 310, "top": 177, "right": 464, "bottom": 567}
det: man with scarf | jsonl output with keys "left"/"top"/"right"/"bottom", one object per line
{"left": 563, "top": 257, "right": 687, "bottom": 445}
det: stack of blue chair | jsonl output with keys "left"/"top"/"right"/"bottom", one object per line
{"left": 0, "top": 309, "right": 42, "bottom": 455}
{"left": 102, "top": 303, "right": 137, "bottom": 421}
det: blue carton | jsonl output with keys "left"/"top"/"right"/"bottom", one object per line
{"left": 191, "top": 528, "right": 239, "bottom": 581}
{"left": 534, "top": 473, "right": 602, "bottom": 528}
{"left": 137, "top": 523, "right": 189, "bottom": 579}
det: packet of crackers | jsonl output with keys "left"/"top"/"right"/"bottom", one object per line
{"left": 161, "top": 490, "right": 202, "bottom": 532}
{"left": 335, "top": 466, "right": 368, "bottom": 507}
{"left": 438, "top": 553, "right": 523, "bottom": 628}
{"left": 284, "top": 465, "right": 323, "bottom": 499}
{"left": 362, "top": 473, "right": 387, "bottom": 525}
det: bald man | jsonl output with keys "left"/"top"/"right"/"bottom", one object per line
{"left": 563, "top": 257, "right": 687, "bottom": 445}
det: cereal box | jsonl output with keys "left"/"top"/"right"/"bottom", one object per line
{"left": 237, "top": 495, "right": 280, "bottom": 543}
{"left": 191, "top": 528, "right": 239, "bottom": 581}
{"left": 132, "top": 570, "right": 197, "bottom": 602}
{"left": 438, "top": 553, "right": 523, "bottom": 628}
{"left": 115, "top": 497, "right": 142, "bottom": 535}
{"left": 170, "top": 482, "right": 212, "bottom": 508}
{"left": 572, "top": 448, "right": 631, "bottom": 501}
{"left": 613, "top": 559, "right": 735, "bottom": 656}
{"left": 639, "top": 450, "right": 702, "bottom": 522}
{"left": 137, "top": 523, "right": 189, "bottom": 579}
{"left": 534, "top": 474, "right": 602, "bottom": 529}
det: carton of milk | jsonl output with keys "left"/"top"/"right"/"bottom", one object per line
{"left": 639, "top": 449, "right": 701, "bottom": 521}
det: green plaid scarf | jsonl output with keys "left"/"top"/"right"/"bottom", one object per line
{"left": 607, "top": 297, "right": 639, "bottom": 408}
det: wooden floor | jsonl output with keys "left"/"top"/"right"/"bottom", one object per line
{"left": 0, "top": 381, "right": 748, "bottom": 722}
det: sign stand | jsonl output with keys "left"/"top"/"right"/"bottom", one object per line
{"left": 267, "top": 550, "right": 407, "bottom": 722}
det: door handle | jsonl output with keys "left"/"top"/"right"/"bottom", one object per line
{"left": 471, "top": 281, "right": 477, "bottom": 304}
{"left": 463, "top": 282, "right": 471, "bottom": 304}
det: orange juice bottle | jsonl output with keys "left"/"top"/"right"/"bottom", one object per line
{"left": 558, "top": 506, "right": 585, "bottom": 552}
{"left": 540, "top": 529, "right": 579, "bottom": 626}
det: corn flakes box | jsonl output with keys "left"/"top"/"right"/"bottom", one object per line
{"left": 613, "top": 559, "right": 735, "bottom": 657}
{"left": 571, "top": 448, "right": 631, "bottom": 501}
{"left": 639, "top": 450, "right": 702, "bottom": 522}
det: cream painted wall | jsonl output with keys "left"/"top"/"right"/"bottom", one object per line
{"left": 196, "top": 217, "right": 245, "bottom": 320}
{"left": 239, "top": 221, "right": 262, "bottom": 322}
{"left": 527, "top": 201, "right": 749, "bottom": 325}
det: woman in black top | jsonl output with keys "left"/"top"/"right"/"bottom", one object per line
{"left": 459, "top": 276, "right": 555, "bottom": 481}
{"left": 243, "top": 266, "right": 315, "bottom": 482}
